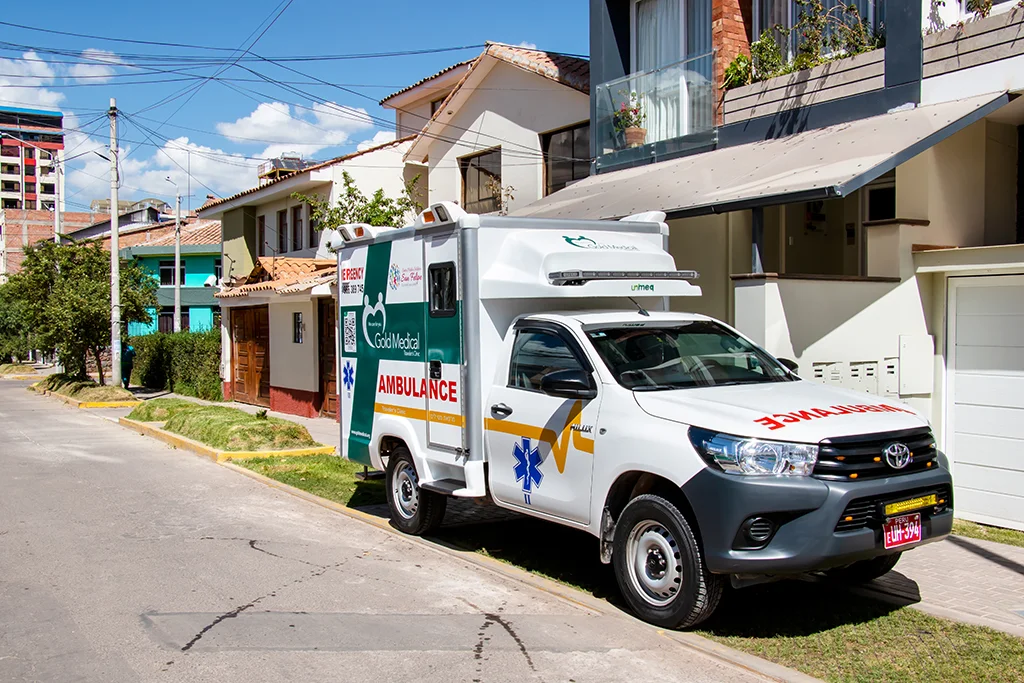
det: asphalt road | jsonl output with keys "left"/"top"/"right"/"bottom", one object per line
{"left": 0, "top": 380, "right": 767, "bottom": 683}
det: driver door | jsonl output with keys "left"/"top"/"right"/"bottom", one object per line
{"left": 485, "top": 323, "right": 600, "bottom": 524}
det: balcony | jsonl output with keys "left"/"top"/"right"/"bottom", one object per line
{"left": 594, "top": 51, "right": 716, "bottom": 173}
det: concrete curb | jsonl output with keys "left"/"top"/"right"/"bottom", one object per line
{"left": 221, "top": 461, "right": 822, "bottom": 683}
{"left": 2, "top": 374, "right": 39, "bottom": 381}
{"left": 30, "top": 385, "right": 142, "bottom": 409}
{"left": 118, "top": 417, "right": 336, "bottom": 462}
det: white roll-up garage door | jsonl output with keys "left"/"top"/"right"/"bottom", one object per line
{"left": 946, "top": 274, "right": 1024, "bottom": 531}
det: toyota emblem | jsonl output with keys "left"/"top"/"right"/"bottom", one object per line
{"left": 884, "top": 443, "right": 912, "bottom": 469}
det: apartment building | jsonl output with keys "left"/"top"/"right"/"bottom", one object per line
{"left": 0, "top": 106, "right": 65, "bottom": 212}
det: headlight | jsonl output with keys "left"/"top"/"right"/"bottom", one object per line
{"left": 689, "top": 427, "right": 818, "bottom": 476}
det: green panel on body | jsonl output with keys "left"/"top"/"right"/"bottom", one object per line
{"left": 425, "top": 301, "right": 462, "bottom": 365}
{"left": 345, "top": 241, "right": 392, "bottom": 466}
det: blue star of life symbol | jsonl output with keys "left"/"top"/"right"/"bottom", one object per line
{"left": 512, "top": 437, "right": 543, "bottom": 505}
{"left": 342, "top": 361, "right": 355, "bottom": 392}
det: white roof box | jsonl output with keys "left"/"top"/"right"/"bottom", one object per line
{"left": 479, "top": 228, "right": 700, "bottom": 300}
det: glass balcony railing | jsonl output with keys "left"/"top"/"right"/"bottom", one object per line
{"left": 594, "top": 51, "right": 715, "bottom": 164}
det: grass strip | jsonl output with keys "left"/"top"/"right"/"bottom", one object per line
{"left": 164, "top": 405, "right": 319, "bottom": 452}
{"left": 236, "top": 455, "right": 384, "bottom": 507}
{"left": 38, "top": 373, "right": 135, "bottom": 402}
{"left": 953, "top": 519, "right": 1024, "bottom": 549}
{"left": 1, "top": 363, "right": 36, "bottom": 374}
{"left": 238, "top": 454, "right": 1024, "bottom": 682}
{"left": 127, "top": 398, "right": 203, "bottom": 423}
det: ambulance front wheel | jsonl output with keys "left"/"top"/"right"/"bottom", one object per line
{"left": 612, "top": 494, "right": 724, "bottom": 630}
{"left": 385, "top": 447, "right": 446, "bottom": 536}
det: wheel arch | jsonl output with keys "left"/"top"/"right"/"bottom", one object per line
{"left": 599, "top": 470, "right": 702, "bottom": 564}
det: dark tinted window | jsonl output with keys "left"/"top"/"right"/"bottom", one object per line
{"left": 509, "top": 331, "right": 584, "bottom": 391}
{"left": 542, "top": 122, "right": 590, "bottom": 195}
{"left": 460, "top": 148, "right": 501, "bottom": 213}
{"left": 429, "top": 263, "right": 456, "bottom": 317}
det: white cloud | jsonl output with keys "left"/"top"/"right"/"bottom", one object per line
{"left": 65, "top": 135, "right": 261, "bottom": 208}
{"left": 357, "top": 131, "right": 396, "bottom": 152}
{"left": 67, "top": 49, "right": 122, "bottom": 83}
{"left": 517, "top": 41, "right": 538, "bottom": 49}
{"left": 0, "top": 51, "right": 64, "bottom": 110}
{"left": 216, "top": 100, "right": 374, "bottom": 160}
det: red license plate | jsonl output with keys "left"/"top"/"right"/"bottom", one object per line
{"left": 883, "top": 513, "right": 922, "bottom": 549}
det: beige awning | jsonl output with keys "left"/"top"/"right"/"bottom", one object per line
{"left": 513, "top": 92, "right": 1010, "bottom": 220}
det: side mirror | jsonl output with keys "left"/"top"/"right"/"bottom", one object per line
{"left": 539, "top": 369, "right": 597, "bottom": 400}
{"left": 777, "top": 357, "right": 799, "bottom": 374}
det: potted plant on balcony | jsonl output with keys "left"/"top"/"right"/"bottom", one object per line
{"left": 613, "top": 91, "right": 646, "bottom": 149}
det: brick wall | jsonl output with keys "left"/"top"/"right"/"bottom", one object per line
{"left": 99, "top": 223, "right": 176, "bottom": 250}
{"left": 712, "top": 0, "right": 753, "bottom": 124}
{"left": 0, "top": 209, "right": 102, "bottom": 280}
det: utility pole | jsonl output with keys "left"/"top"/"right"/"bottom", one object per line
{"left": 53, "top": 162, "right": 61, "bottom": 243}
{"left": 166, "top": 177, "right": 182, "bottom": 332}
{"left": 109, "top": 98, "right": 121, "bottom": 386}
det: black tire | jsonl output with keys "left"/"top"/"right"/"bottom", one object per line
{"left": 612, "top": 494, "right": 724, "bottom": 629}
{"left": 385, "top": 447, "right": 446, "bottom": 535}
{"left": 827, "top": 552, "right": 902, "bottom": 583}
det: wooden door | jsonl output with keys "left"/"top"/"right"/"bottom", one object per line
{"left": 231, "top": 306, "right": 271, "bottom": 407}
{"left": 319, "top": 298, "right": 338, "bottom": 419}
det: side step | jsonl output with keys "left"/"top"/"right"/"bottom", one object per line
{"left": 419, "top": 478, "right": 465, "bottom": 496}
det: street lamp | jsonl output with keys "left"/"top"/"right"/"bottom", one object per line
{"left": 164, "top": 176, "right": 182, "bottom": 333}
{"left": 0, "top": 131, "right": 61, "bottom": 243}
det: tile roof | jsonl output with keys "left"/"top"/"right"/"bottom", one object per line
{"left": 405, "top": 43, "right": 589, "bottom": 163}
{"left": 379, "top": 59, "right": 475, "bottom": 105}
{"left": 198, "top": 135, "right": 415, "bottom": 214}
{"left": 217, "top": 257, "right": 336, "bottom": 298}
{"left": 483, "top": 42, "right": 590, "bottom": 94}
{"left": 141, "top": 219, "right": 221, "bottom": 248}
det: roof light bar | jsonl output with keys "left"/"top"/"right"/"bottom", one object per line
{"left": 548, "top": 269, "right": 700, "bottom": 286}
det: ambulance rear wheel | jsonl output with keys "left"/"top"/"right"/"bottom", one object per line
{"left": 385, "top": 447, "right": 446, "bottom": 536}
{"left": 612, "top": 494, "right": 723, "bottom": 629}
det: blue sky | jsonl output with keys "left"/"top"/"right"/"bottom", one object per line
{"left": 0, "top": 0, "right": 588, "bottom": 211}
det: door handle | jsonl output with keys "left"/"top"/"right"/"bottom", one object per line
{"left": 490, "top": 403, "right": 513, "bottom": 417}
{"left": 429, "top": 360, "right": 442, "bottom": 380}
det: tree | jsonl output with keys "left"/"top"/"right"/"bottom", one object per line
{"left": 3, "top": 241, "right": 157, "bottom": 383}
{"left": 0, "top": 284, "right": 30, "bottom": 363}
{"left": 292, "top": 170, "right": 422, "bottom": 231}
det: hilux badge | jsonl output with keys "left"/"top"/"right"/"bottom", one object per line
{"left": 884, "top": 442, "right": 911, "bottom": 469}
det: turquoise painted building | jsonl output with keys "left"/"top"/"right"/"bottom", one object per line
{"left": 121, "top": 220, "right": 222, "bottom": 336}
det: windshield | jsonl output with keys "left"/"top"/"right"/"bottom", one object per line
{"left": 585, "top": 321, "right": 794, "bottom": 390}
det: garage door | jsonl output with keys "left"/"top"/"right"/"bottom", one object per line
{"left": 946, "top": 275, "right": 1024, "bottom": 531}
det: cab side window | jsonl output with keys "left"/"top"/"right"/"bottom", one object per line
{"left": 509, "top": 330, "right": 584, "bottom": 391}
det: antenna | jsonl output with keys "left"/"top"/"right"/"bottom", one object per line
{"left": 628, "top": 297, "right": 650, "bottom": 317}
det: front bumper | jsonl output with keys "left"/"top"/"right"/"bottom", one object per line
{"left": 680, "top": 466, "right": 953, "bottom": 575}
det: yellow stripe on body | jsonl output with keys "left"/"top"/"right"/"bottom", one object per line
{"left": 374, "top": 402, "right": 465, "bottom": 427}
{"left": 484, "top": 400, "right": 594, "bottom": 474}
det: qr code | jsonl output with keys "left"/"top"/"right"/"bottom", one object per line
{"left": 343, "top": 311, "right": 357, "bottom": 353}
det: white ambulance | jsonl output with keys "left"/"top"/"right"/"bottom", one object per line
{"left": 332, "top": 202, "right": 952, "bottom": 629}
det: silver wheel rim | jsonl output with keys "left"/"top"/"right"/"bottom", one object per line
{"left": 392, "top": 462, "right": 419, "bottom": 520}
{"left": 626, "top": 520, "right": 683, "bottom": 607}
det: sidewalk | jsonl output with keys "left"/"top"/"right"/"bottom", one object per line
{"left": 862, "top": 534, "right": 1024, "bottom": 638}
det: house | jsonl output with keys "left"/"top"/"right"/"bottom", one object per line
{"left": 197, "top": 136, "right": 417, "bottom": 420}
{"left": 390, "top": 42, "right": 590, "bottom": 213}
{"left": 120, "top": 219, "right": 223, "bottom": 335}
{"left": 201, "top": 44, "right": 592, "bottom": 420}
{"left": 516, "top": 1, "right": 1024, "bottom": 530}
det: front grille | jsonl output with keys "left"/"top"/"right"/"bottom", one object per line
{"left": 814, "top": 428, "right": 937, "bottom": 481}
{"left": 835, "top": 484, "right": 952, "bottom": 532}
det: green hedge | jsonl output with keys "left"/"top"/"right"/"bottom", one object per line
{"left": 129, "top": 328, "right": 222, "bottom": 401}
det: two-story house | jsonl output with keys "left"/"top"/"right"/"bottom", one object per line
{"left": 516, "top": 1, "right": 1024, "bottom": 530}
{"left": 199, "top": 43, "right": 592, "bottom": 421}
{"left": 121, "top": 219, "right": 223, "bottom": 335}
{"left": 389, "top": 42, "right": 590, "bottom": 214}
